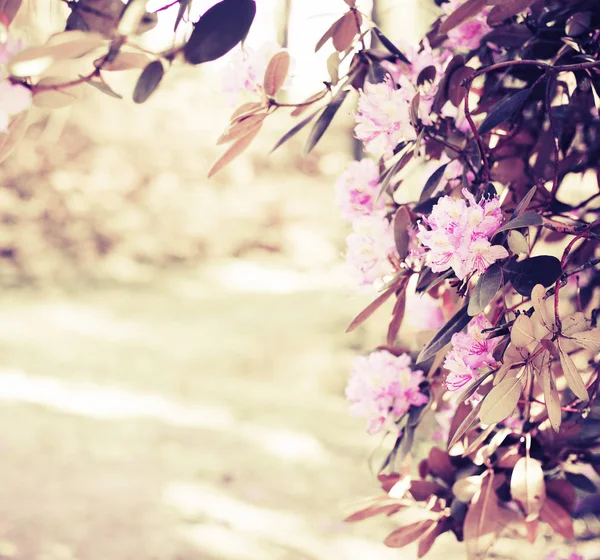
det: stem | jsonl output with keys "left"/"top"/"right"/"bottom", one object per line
{"left": 463, "top": 77, "right": 489, "bottom": 182}
{"left": 545, "top": 76, "right": 561, "bottom": 198}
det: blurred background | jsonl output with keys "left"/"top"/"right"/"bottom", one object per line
{"left": 0, "top": 1, "right": 590, "bottom": 559}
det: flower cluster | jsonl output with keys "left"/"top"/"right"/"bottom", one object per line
{"left": 444, "top": 314, "right": 499, "bottom": 391}
{"left": 345, "top": 213, "right": 398, "bottom": 288}
{"left": 334, "top": 158, "right": 386, "bottom": 222}
{"left": 442, "top": 0, "right": 492, "bottom": 52}
{"left": 345, "top": 350, "right": 428, "bottom": 434}
{"left": 354, "top": 76, "right": 421, "bottom": 159}
{"left": 417, "top": 189, "right": 508, "bottom": 280}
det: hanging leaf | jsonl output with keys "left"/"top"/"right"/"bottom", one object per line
{"left": 439, "top": 0, "right": 487, "bottom": 36}
{"left": 0, "top": 109, "right": 28, "bottom": 164}
{"left": 384, "top": 519, "right": 435, "bottom": 548}
{"left": 539, "top": 352, "right": 561, "bottom": 432}
{"left": 505, "top": 255, "right": 562, "bottom": 296}
{"left": 463, "top": 471, "right": 499, "bottom": 560}
{"left": 393, "top": 206, "right": 411, "bottom": 261}
{"left": 344, "top": 498, "right": 404, "bottom": 522}
{"left": 271, "top": 108, "right": 321, "bottom": 153}
{"left": 417, "top": 305, "right": 471, "bottom": 364}
{"left": 132, "top": 60, "right": 164, "bottom": 103}
{"left": 468, "top": 264, "right": 503, "bottom": 316}
{"left": 539, "top": 498, "right": 574, "bottom": 539}
{"left": 183, "top": 0, "right": 256, "bottom": 64}
{"left": 263, "top": 51, "right": 291, "bottom": 96}
{"left": 493, "top": 213, "right": 543, "bottom": 235}
{"left": 208, "top": 124, "right": 261, "bottom": 178}
{"left": 487, "top": 0, "right": 537, "bottom": 27}
{"left": 304, "top": 88, "right": 349, "bottom": 154}
{"left": 315, "top": 16, "right": 343, "bottom": 52}
{"left": 479, "top": 375, "right": 522, "bottom": 425}
{"left": 565, "top": 472, "right": 597, "bottom": 493}
{"left": 428, "top": 447, "right": 455, "bottom": 486}
{"left": 511, "top": 456, "right": 546, "bottom": 519}
{"left": 432, "top": 55, "right": 465, "bottom": 113}
{"left": 230, "top": 101, "right": 265, "bottom": 122}
{"left": 449, "top": 400, "right": 483, "bottom": 451}
{"left": 417, "top": 518, "right": 447, "bottom": 558}
{"left": 372, "top": 28, "right": 410, "bottom": 64}
{"left": 557, "top": 341, "right": 589, "bottom": 401}
{"left": 531, "top": 284, "right": 554, "bottom": 331}
{"left": 478, "top": 88, "right": 533, "bottom": 135}
{"left": 419, "top": 162, "right": 448, "bottom": 203}
{"left": 507, "top": 230, "right": 529, "bottom": 254}
{"left": 387, "top": 288, "right": 407, "bottom": 346}
{"left": 546, "top": 479, "right": 576, "bottom": 513}
{"left": 346, "top": 274, "right": 405, "bottom": 333}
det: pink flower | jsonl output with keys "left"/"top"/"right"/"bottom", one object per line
{"left": 345, "top": 214, "right": 398, "bottom": 288}
{"left": 335, "top": 158, "right": 386, "bottom": 221}
{"left": 354, "top": 76, "right": 416, "bottom": 159}
{"left": 346, "top": 350, "right": 428, "bottom": 434}
{"left": 444, "top": 314, "right": 499, "bottom": 391}
{"left": 0, "top": 80, "right": 31, "bottom": 133}
{"left": 442, "top": 0, "right": 492, "bottom": 52}
{"left": 545, "top": 552, "right": 584, "bottom": 560}
{"left": 416, "top": 189, "right": 508, "bottom": 280}
{"left": 404, "top": 288, "right": 445, "bottom": 331}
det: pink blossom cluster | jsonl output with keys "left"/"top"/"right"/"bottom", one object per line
{"left": 0, "top": 34, "right": 31, "bottom": 133}
{"left": 417, "top": 189, "right": 508, "bottom": 280}
{"left": 354, "top": 77, "right": 418, "bottom": 159}
{"left": 345, "top": 213, "right": 398, "bottom": 288}
{"left": 443, "top": 314, "right": 499, "bottom": 391}
{"left": 335, "top": 158, "right": 387, "bottom": 222}
{"left": 442, "top": 0, "right": 492, "bottom": 52}
{"left": 346, "top": 350, "right": 428, "bottom": 434}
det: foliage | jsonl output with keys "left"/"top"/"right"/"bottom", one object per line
{"left": 1, "top": 0, "right": 600, "bottom": 558}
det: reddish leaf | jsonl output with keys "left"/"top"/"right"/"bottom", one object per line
{"left": 208, "top": 124, "right": 261, "bottom": 178}
{"left": 487, "top": 0, "right": 536, "bottom": 26}
{"left": 410, "top": 479, "right": 444, "bottom": 502}
{"left": 428, "top": 448, "right": 455, "bottom": 486}
{"left": 545, "top": 479, "right": 576, "bottom": 513}
{"left": 263, "top": 51, "right": 290, "bottom": 96}
{"left": 384, "top": 519, "right": 435, "bottom": 548}
{"left": 346, "top": 274, "right": 405, "bottom": 332}
{"left": 387, "top": 288, "right": 407, "bottom": 346}
{"left": 438, "top": 0, "right": 487, "bottom": 36}
{"left": 539, "top": 498, "right": 574, "bottom": 539}
{"left": 332, "top": 11, "right": 360, "bottom": 52}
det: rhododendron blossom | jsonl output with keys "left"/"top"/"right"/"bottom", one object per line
{"left": 345, "top": 213, "right": 398, "bottom": 288}
{"left": 346, "top": 350, "right": 428, "bottom": 434}
{"left": 354, "top": 77, "right": 417, "bottom": 159}
{"left": 444, "top": 314, "right": 499, "bottom": 391}
{"left": 417, "top": 189, "right": 508, "bottom": 280}
{"left": 381, "top": 39, "right": 449, "bottom": 87}
{"left": 442, "top": 0, "right": 492, "bottom": 52}
{"left": 335, "top": 158, "right": 386, "bottom": 221}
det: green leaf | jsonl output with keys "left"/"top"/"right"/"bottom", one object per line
{"left": 304, "top": 88, "right": 349, "bottom": 154}
{"left": 183, "top": 0, "right": 256, "bottom": 64}
{"left": 468, "top": 264, "right": 503, "bottom": 316}
{"left": 132, "top": 60, "right": 164, "bottom": 103}
{"left": 417, "top": 305, "right": 471, "bottom": 364}
{"left": 505, "top": 255, "right": 562, "bottom": 297}
{"left": 419, "top": 163, "right": 448, "bottom": 203}
{"left": 478, "top": 88, "right": 532, "bottom": 135}
{"left": 270, "top": 108, "right": 321, "bottom": 153}
{"left": 82, "top": 76, "right": 123, "bottom": 99}
{"left": 479, "top": 376, "right": 522, "bottom": 425}
{"left": 372, "top": 28, "right": 410, "bottom": 64}
{"left": 493, "top": 213, "right": 543, "bottom": 235}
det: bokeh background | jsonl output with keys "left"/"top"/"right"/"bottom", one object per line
{"left": 0, "top": 1, "right": 595, "bottom": 559}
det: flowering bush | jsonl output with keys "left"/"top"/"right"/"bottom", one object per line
{"left": 1, "top": 0, "right": 600, "bottom": 558}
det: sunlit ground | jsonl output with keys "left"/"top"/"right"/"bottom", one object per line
{"left": 0, "top": 2, "right": 597, "bottom": 559}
